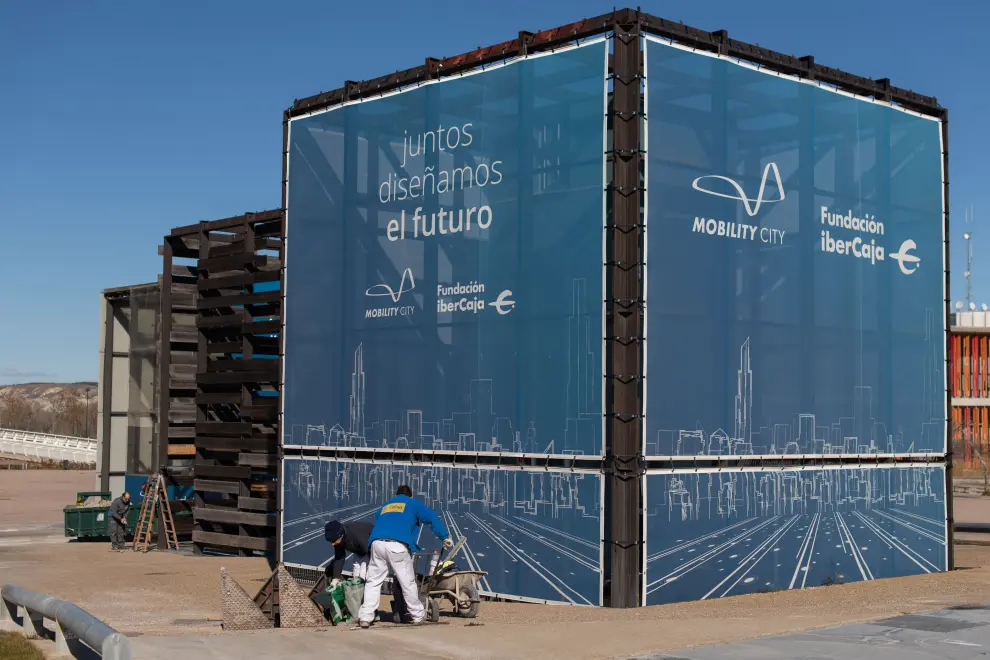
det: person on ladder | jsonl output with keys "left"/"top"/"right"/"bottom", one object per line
{"left": 357, "top": 485, "right": 452, "bottom": 629}
{"left": 108, "top": 491, "right": 131, "bottom": 552}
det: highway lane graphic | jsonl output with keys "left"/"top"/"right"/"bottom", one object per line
{"left": 645, "top": 466, "right": 947, "bottom": 606}
{"left": 282, "top": 458, "right": 602, "bottom": 604}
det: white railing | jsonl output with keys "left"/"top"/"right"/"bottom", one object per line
{"left": 0, "top": 428, "right": 97, "bottom": 465}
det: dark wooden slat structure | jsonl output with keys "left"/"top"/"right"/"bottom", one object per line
{"left": 158, "top": 237, "right": 199, "bottom": 467}
{"left": 157, "top": 210, "right": 284, "bottom": 555}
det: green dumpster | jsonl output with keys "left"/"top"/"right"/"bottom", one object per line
{"left": 63, "top": 493, "right": 191, "bottom": 540}
{"left": 64, "top": 491, "right": 113, "bottom": 538}
{"left": 63, "top": 504, "right": 110, "bottom": 538}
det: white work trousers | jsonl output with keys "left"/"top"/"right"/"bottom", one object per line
{"left": 358, "top": 540, "right": 424, "bottom": 624}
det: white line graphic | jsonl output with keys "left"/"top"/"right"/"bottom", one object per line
{"left": 653, "top": 319, "right": 945, "bottom": 457}
{"left": 365, "top": 268, "right": 415, "bottom": 302}
{"left": 691, "top": 162, "right": 785, "bottom": 217}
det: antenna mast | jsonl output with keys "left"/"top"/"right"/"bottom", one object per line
{"left": 964, "top": 205, "right": 974, "bottom": 309}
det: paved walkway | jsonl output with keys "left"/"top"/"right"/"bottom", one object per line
{"left": 129, "top": 624, "right": 485, "bottom": 659}
{"left": 632, "top": 606, "right": 990, "bottom": 660}
{"left": 128, "top": 606, "right": 990, "bottom": 659}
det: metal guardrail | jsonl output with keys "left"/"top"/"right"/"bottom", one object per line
{"left": 0, "top": 428, "right": 97, "bottom": 464}
{"left": 0, "top": 584, "right": 130, "bottom": 659}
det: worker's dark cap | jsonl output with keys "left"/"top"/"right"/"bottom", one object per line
{"left": 324, "top": 520, "right": 344, "bottom": 543}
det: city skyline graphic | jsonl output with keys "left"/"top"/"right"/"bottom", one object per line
{"left": 650, "top": 309, "right": 946, "bottom": 457}
{"left": 282, "top": 457, "right": 602, "bottom": 605}
{"left": 645, "top": 465, "right": 947, "bottom": 605}
{"left": 284, "top": 278, "right": 601, "bottom": 457}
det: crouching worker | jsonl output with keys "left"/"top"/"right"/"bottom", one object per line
{"left": 323, "top": 519, "right": 373, "bottom": 586}
{"left": 357, "top": 485, "right": 452, "bottom": 628}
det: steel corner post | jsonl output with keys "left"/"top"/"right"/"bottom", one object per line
{"left": 605, "top": 20, "right": 646, "bottom": 608}
{"left": 941, "top": 109, "right": 953, "bottom": 572}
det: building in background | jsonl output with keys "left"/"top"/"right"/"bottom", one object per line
{"left": 96, "top": 283, "right": 160, "bottom": 495}
{"left": 950, "top": 310, "right": 990, "bottom": 474}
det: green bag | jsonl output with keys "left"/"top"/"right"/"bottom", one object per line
{"left": 312, "top": 583, "right": 350, "bottom": 625}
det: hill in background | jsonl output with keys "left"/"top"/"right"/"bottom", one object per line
{"left": 0, "top": 383, "right": 98, "bottom": 438}
{"left": 0, "top": 382, "right": 97, "bottom": 410}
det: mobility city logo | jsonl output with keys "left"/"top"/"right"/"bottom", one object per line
{"left": 690, "top": 163, "right": 787, "bottom": 246}
{"left": 689, "top": 162, "right": 920, "bottom": 275}
{"left": 365, "top": 268, "right": 417, "bottom": 319}
{"left": 365, "top": 269, "right": 516, "bottom": 319}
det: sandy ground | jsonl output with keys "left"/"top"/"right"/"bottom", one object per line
{"left": 954, "top": 493, "right": 990, "bottom": 523}
{"left": 0, "top": 470, "right": 94, "bottom": 529}
{"left": 5, "top": 470, "right": 990, "bottom": 657}
{"left": 8, "top": 541, "right": 990, "bottom": 656}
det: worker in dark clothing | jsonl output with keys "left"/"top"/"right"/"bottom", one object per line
{"left": 108, "top": 492, "right": 131, "bottom": 551}
{"left": 324, "top": 519, "right": 373, "bottom": 587}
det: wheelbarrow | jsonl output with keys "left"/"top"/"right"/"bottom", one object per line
{"left": 391, "top": 537, "right": 487, "bottom": 623}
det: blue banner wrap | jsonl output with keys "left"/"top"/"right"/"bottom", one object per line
{"left": 644, "top": 39, "right": 946, "bottom": 458}
{"left": 282, "top": 41, "right": 607, "bottom": 603}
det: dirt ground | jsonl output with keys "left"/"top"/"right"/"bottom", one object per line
{"left": 0, "top": 470, "right": 94, "bottom": 530}
{"left": 954, "top": 493, "right": 990, "bottom": 523}
{"left": 5, "top": 469, "right": 990, "bottom": 655}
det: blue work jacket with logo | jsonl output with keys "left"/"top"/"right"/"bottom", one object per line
{"left": 367, "top": 495, "right": 450, "bottom": 553}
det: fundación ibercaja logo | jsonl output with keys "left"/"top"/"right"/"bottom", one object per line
{"left": 688, "top": 163, "right": 920, "bottom": 275}
{"left": 363, "top": 268, "right": 516, "bottom": 320}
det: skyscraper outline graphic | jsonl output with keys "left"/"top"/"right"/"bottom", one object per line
{"left": 650, "top": 311, "right": 946, "bottom": 459}
{"left": 283, "top": 277, "right": 602, "bottom": 458}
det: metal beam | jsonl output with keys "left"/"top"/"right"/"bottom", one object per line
{"left": 942, "top": 111, "right": 954, "bottom": 571}
{"left": 100, "top": 296, "right": 114, "bottom": 490}
{"left": 605, "top": 21, "right": 645, "bottom": 608}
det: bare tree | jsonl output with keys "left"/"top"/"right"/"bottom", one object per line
{"left": 0, "top": 391, "right": 35, "bottom": 431}
{"left": 49, "top": 390, "right": 73, "bottom": 435}
{"left": 0, "top": 389, "right": 97, "bottom": 438}
{"left": 49, "top": 390, "right": 87, "bottom": 436}
{"left": 87, "top": 400, "right": 97, "bottom": 439}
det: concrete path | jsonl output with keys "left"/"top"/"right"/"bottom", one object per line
{"left": 129, "top": 606, "right": 990, "bottom": 659}
{"left": 632, "top": 605, "right": 990, "bottom": 659}
{"left": 129, "top": 626, "right": 465, "bottom": 659}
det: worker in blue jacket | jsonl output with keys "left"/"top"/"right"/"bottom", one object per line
{"left": 357, "top": 484, "right": 452, "bottom": 628}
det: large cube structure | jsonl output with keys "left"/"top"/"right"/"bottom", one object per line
{"left": 278, "top": 10, "right": 950, "bottom": 607}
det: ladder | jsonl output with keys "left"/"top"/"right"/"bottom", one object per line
{"left": 132, "top": 472, "right": 179, "bottom": 552}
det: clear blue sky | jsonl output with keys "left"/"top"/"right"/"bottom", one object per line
{"left": 0, "top": 1, "right": 986, "bottom": 384}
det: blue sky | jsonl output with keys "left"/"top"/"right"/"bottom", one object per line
{"left": 0, "top": 1, "right": 986, "bottom": 384}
